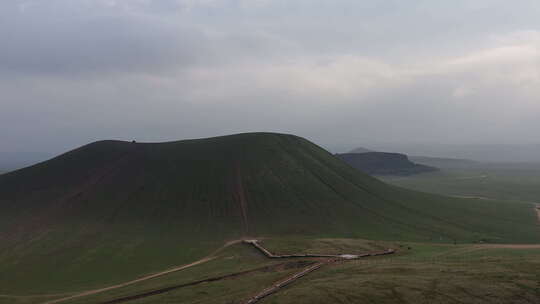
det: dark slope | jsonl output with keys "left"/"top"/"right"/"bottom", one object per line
{"left": 1, "top": 133, "right": 538, "bottom": 293}
{"left": 337, "top": 152, "right": 438, "bottom": 175}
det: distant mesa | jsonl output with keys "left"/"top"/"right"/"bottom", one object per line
{"left": 347, "top": 147, "right": 480, "bottom": 170}
{"left": 348, "top": 147, "right": 375, "bottom": 154}
{"left": 337, "top": 152, "right": 438, "bottom": 176}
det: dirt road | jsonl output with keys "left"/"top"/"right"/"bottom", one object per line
{"left": 473, "top": 203, "right": 540, "bottom": 250}
{"left": 473, "top": 204, "right": 540, "bottom": 249}
{"left": 41, "top": 239, "right": 243, "bottom": 304}
{"left": 234, "top": 163, "right": 249, "bottom": 235}
{"left": 21, "top": 236, "right": 539, "bottom": 304}
{"left": 475, "top": 244, "right": 540, "bottom": 249}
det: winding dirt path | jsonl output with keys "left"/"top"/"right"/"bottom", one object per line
{"left": 475, "top": 244, "right": 540, "bottom": 249}
{"left": 39, "top": 240, "right": 243, "bottom": 304}
{"left": 472, "top": 204, "right": 540, "bottom": 249}
{"left": 0, "top": 293, "right": 74, "bottom": 300}
{"left": 33, "top": 239, "right": 395, "bottom": 304}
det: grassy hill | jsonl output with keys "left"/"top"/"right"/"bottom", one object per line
{"left": 337, "top": 152, "right": 438, "bottom": 176}
{"left": 0, "top": 132, "right": 538, "bottom": 295}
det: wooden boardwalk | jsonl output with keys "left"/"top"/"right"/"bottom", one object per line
{"left": 245, "top": 260, "right": 329, "bottom": 304}
{"left": 242, "top": 240, "right": 395, "bottom": 304}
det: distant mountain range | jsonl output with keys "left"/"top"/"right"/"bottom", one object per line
{"left": 337, "top": 152, "right": 438, "bottom": 176}
{"left": 345, "top": 147, "right": 485, "bottom": 170}
{"left": 348, "top": 147, "right": 374, "bottom": 154}
{"left": 353, "top": 143, "right": 540, "bottom": 163}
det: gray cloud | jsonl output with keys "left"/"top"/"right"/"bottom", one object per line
{"left": 0, "top": 4, "right": 208, "bottom": 75}
{"left": 1, "top": 0, "right": 540, "bottom": 160}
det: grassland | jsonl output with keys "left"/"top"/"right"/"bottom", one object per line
{"left": 1, "top": 133, "right": 539, "bottom": 298}
{"left": 267, "top": 242, "right": 540, "bottom": 304}
{"left": 381, "top": 164, "right": 540, "bottom": 203}
{"left": 2, "top": 238, "right": 537, "bottom": 304}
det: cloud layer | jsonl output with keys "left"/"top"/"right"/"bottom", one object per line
{"left": 1, "top": 0, "right": 540, "bottom": 154}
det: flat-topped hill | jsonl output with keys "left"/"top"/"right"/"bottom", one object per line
{"left": 1, "top": 132, "right": 538, "bottom": 294}
{"left": 337, "top": 152, "right": 438, "bottom": 175}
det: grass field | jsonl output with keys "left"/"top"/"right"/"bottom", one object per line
{"left": 2, "top": 134, "right": 539, "bottom": 300}
{"left": 381, "top": 164, "right": 540, "bottom": 203}
{"left": 2, "top": 238, "right": 537, "bottom": 304}
{"left": 267, "top": 243, "right": 540, "bottom": 304}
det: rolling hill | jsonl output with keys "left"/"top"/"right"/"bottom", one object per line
{"left": 1, "top": 132, "right": 538, "bottom": 295}
{"left": 337, "top": 152, "right": 438, "bottom": 175}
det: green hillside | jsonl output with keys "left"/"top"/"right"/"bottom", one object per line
{"left": 0, "top": 132, "right": 538, "bottom": 294}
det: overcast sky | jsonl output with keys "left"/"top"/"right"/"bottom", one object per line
{"left": 1, "top": 0, "right": 539, "bottom": 155}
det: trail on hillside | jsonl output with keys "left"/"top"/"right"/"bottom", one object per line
{"left": 458, "top": 208, "right": 540, "bottom": 250}
{"left": 0, "top": 293, "right": 74, "bottom": 299}
{"left": 234, "top": 162, "right": 249, "bottom": 235}
{"left": 39, "top": 240, "right": 243, "bottom": 304}
{"left": 475, "top": 244, "right": 540, "bottom": 249}
{"left": 429, "top": 243, "right": 540, "bottom": 260}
